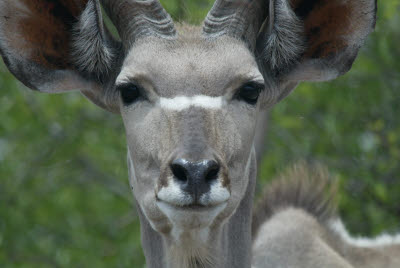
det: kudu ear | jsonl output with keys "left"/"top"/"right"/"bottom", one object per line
{"left": 0, "top": 0, "right": 120, "bottom": 113}
{"left": 256, "top": 0, "right": 377, "bottom": 83}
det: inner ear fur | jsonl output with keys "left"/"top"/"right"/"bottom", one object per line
{"left": 257, "top": 0, "right": 377, "bottom": 83}
{"left": 0, "top": 0, "right": 120, "bottom": 113}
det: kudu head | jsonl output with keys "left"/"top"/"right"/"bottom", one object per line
{"left": 0, "top": 0, "right": 376, "bottom": 255}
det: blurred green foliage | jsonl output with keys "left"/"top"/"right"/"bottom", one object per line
{"left": 0, "top": 0, "right": 399, "bottom": 267}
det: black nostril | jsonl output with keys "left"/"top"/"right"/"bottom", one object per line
{"left": 205, "top": 162, "right": 219, "bottom": 182}
{"left": 170, "top": 158, "right": 221, "bottom": 200}
{"left": 171, "top": 162, "right": 188, "bottom": 182}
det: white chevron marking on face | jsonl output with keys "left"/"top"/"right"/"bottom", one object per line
{"left": 159, "top": 95, "right": 224, "bottom": 111}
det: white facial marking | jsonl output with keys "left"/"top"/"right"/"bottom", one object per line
{"left": 159, "top": 95, "right": 224, "bottom": 111}
{"left": 329, "top": 219, "right": 400, "bottom": 247}
{"left": 199, "top": 181, "right": 230, "bottom": 206}
{"left": 157, "top": 178, "right": 193, "bottom": 206}
{"left": 157, "top": 177, "right": 230, "bottom": 207}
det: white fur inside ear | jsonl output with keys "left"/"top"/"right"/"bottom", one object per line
{"left": 71, "top": 0, "right": 115, "bottom": 76}
{"left": 159, "top": 95, "right": 224, "bottom": 111}
{"left": 261, "top": 0, "right": 304, "bottom": 70}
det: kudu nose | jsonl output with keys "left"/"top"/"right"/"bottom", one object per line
{"left": 170, "top": 158, "right": 220, "bottom": 201}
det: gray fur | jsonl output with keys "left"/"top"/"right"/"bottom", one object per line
{"left": 252, "top": 163, "right": 400, "bottom": 268}
{"left": 120, "top": 34, "right": 262, "bottom": 267}
{"left": 130, "top": 147, "right": 257, "bottom": 268}
{"left": 252, "top": 162, "right": 337, "bottom": 239}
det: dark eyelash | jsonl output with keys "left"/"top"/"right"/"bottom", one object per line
{"left": 245, "top": 81, "right": 265, "bottom": 91}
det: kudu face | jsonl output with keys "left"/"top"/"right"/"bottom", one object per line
{"left": 118, "top": 36, "right": 264, "bottom": 232}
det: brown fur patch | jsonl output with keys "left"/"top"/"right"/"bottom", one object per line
{"left": 252, "top": 161, "right": 338, "bottom": 239}
{"left": 302, "top": 1, "right": 352, "bottom": 59}
{"left": 2, "top": 0, "right": 88, "bottom": 69}
{"left": 289, "top": 0, "right": 376, "bottom": 60}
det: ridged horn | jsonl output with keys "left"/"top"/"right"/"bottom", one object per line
{"left": 202, "top": 0, "right": 268, "bottom": 49}
{"left": 100, "top": 0, "right": 176, "bottom": 50}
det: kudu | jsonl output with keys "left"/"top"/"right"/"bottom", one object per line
{"left": 0, "top": 0, "right": 384, "bottom": 267}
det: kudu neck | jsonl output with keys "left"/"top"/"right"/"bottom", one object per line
{"left": 133, "top": 149, "right": 257, "bottom": 268}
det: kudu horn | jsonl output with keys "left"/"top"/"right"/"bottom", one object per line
{"left": 203, "top": 0, "right": 269, "bottom": 49}
{"left": 101, "top": 0, "right": 177, "bottom": 50}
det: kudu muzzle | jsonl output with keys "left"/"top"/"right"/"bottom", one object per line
{"left": 156, "top": 108, "right": 231, "bottom": 208}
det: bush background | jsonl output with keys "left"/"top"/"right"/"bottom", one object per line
{"left": 0, "top": 0, "right": 399, "bottom": 267}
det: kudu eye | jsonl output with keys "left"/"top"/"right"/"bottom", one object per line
{"left": 118, "top": 83, "right": 142, "bottom": 106}
{"left": 237, "top": 82, "right": 264, "bottom": 105}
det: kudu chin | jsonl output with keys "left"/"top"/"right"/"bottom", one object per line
{"left": 2, "top": 0, "right": 395, "bottom": 267}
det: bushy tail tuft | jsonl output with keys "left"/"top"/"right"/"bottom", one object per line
{"left": 252, "top": 161, "right": 338, "bottom": 239}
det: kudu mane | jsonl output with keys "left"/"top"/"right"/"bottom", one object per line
{"left": 252, "top": 162, "right": 338, "bottom": 239}
{"left": 252, "top": 163, "right": 400, "bottom": 268}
